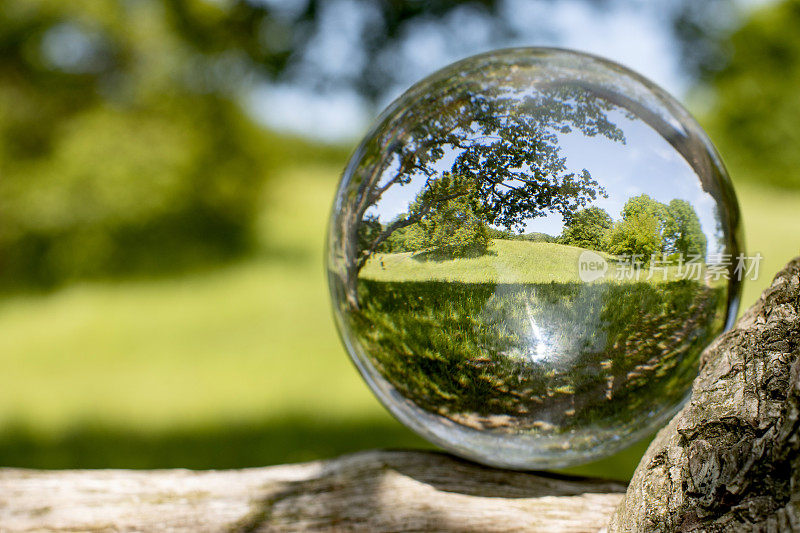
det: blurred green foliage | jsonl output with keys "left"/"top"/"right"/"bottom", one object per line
{"left": 0, "top": 1, "right": 263, "bottom": 285}
{"left": 151, "top": 0, "right": 742, "bottom": 104}
{"left": 0, "top": 1, "right": 346, "bottom": 287}
{"left": 707, "top": 0, "right": 800, "bottom": 190}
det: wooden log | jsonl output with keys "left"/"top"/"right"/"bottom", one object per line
{"left": 0, "top": 450, "right": 625, "bottom": 532}
{"left": 1, "top": 257, "right": 798, "bottom": 532}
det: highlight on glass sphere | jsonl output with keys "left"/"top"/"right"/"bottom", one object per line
{"left": 326, "top": 47, "right": 742, "bottom": 469}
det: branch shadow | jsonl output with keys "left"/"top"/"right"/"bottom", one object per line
{"left": 233, "top": 449, "right": 631, "bottom": 532}
{"left": 410, "top": 246, "right": 497, "bottom": 262}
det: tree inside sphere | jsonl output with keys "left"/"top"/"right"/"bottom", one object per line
{"left": 327, "top": 48, "right": 742, "bottom": 469}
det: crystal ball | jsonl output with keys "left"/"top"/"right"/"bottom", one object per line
{"left": 326, "top": 48, "right": 742, "bottom": 469}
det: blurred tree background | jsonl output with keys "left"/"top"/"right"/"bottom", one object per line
{"left": 0, "top": 0, "right": 799, "bottom": 479}
{"left": 0, "top": 0, "right": 345, "bottom": 286}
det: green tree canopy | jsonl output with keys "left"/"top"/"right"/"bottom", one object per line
{"left": 663, "top": 199, "right": 707, "bottom": 259}
{"left": 607, "top": 214, "right": 662, "bottom": 259}
{"left": 410, "top": 173, "right": 490, "bottom": 256}
{"left": 0, "top": 0, "right": 275, "bottom": 286}
{"left": 329, "top": 53, "right": 630, "bottom": 308}
{"left": 620, "top": 194, "right": 670, "bottom": 225}
{"left": 607, "top": 194, "right": 707, "bottom": 260}
{"left": 559, "top": 206, "right": 613, "bottom": 251}
{"left": 607, "top": 195, "right": 667, "bottom": 259}
{"left": 381, "top": 218, "right": 422, "bottom": 254}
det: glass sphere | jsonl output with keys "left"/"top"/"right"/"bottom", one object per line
{"left": 326, "top": 48, "right": 742, "bottom": 469}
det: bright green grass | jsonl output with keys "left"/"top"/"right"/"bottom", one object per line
{"left": 362, "top": 240, "right": 598, "bottom": 283}
{"left": 0, "top": 167, "right": 348, "bottom": 429}
{"left": 0, "top": 166, "right": 429, "bottom": 468}
{"left": 0, "top": 166, "right": 797, "bottom": 478}
{"left": 362, "top": 239, "right": 694, "bottom": 284}
{"left": 736, "top": 181, "right": 800, "bottom": 309}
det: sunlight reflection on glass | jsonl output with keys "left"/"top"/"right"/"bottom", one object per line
{"left": 524, "top": 303, "right": 550, "bottom": 364}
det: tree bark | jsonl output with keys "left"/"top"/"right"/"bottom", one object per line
{"left": 1, "top": 257, "right": 798, "bottom": 532}
{"left": 610, "top": 256, "right": 800, "bottom": 532}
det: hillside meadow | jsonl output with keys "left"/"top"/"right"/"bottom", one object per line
{"left": 362, "top": 240, "right": 601, "bottom": 284}
{"left": 0, "top": 165, "right": 797, "bottom": 480}
{"left": 360, "top": 238, "right": 702, "bottom": 284}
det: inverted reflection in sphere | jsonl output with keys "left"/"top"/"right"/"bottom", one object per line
{"left": 327, "top": 48, "right": 742, "bottom": 469}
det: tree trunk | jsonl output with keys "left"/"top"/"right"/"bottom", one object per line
{"left": 1, "top": 257, "right": 798, "bottom": 532}
{"left": 610, "top": 255, "right": 800, "bottom": 532}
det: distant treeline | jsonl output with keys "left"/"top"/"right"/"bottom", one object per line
{"left": 488, "top": 229, "right": 558, "bottom": 243}
{"left": 369, "top": 191, "right": 706, "bottom": 262}
{"left": 369, "top": 216, "right": 557, "bottom": 256}
{"left": 558, "top": 195, "right": 707, "bottom": 260}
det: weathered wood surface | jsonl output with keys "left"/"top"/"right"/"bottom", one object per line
{"left": 0, "top": 450, "right": 626, "bottom": 532}
{"left": 1, "top": 257, "right": 798, "bottom": 532}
